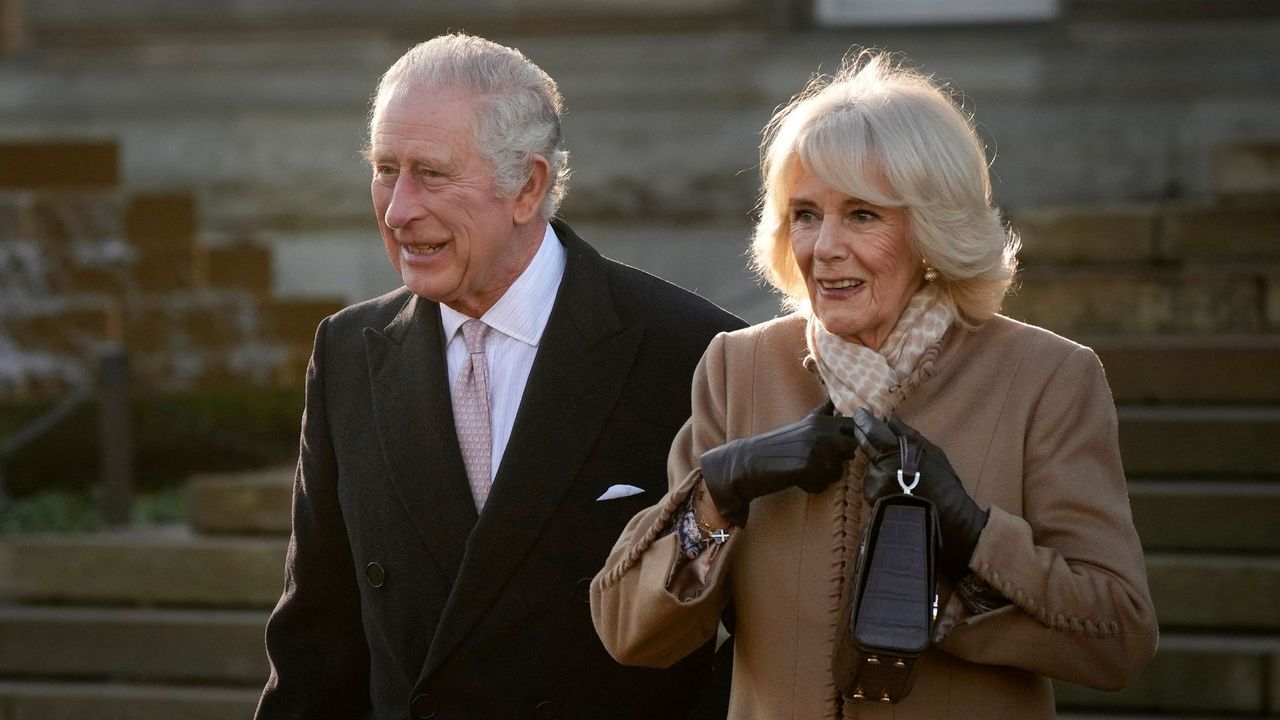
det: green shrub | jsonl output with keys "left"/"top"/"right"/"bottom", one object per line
{"left": 1, "top": 387, "right": 303, "bottom": 497}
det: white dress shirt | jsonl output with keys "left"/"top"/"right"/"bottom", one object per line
{"left": 439, "top": 224, "right": 567, "bottom": 483}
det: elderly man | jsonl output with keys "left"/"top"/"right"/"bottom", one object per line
{"left": 254, "top": 33, "right": 743, "bottom": 720}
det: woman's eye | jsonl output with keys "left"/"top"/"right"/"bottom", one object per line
{"left": 791, "top": 209, "right": 818, "bottom": 224}
{"left": 852, "top": 209, "right": 880, "bottom": 222}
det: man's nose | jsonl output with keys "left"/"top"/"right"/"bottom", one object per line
{"left": 383, "top": 173, "right": 425, "bottom": 229}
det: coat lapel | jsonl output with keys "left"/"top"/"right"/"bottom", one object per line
{"left": 422, "top": 221, "right": 645, "bottom": 677}
{"left": 364, "top": 294, "right": 478, "bottom": 582}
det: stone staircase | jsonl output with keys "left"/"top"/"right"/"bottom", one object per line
{"left": 1017, "top": 143, "right": 1280, "bottom": 718}
{"left": 0, "top": 471, "right": 287, "bottom": 717}
{"left": 2, "top": 4, "right": 1279, "bottom": 709}
{"left": 1, "top": 160, "right": 1277, "bottom": 720}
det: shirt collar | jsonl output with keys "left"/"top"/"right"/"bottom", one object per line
{"left": 439, "top": 223, "right": 566, "bottom": 348}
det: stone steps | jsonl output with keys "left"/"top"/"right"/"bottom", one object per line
{"left": 1130, "top": 479, "right": 1280, "bottom": 553}
{"left": 0, "top": 528, "right": 285, "bottom": 608}
{"left": 1015, "top": 203, "right": 1280, "bottom": 266}
{"left": 4, "top": 527, "right": 1275, "bottom": 635}
{"left": 0, "top": 680, "right": 260, "bottom": 720}
{"left": 1055, "top": 633, "right": 1280, "bottom": 716}
{"left": 1214, "top": 143, "right": 1280, "bottom": 203}
{"left": 1093, "top": 335, "right": 1280, "bottom": 405}
{"left": 188, "top": 468, "right": 294, "bottom": 536}
{"left": 1117, "top": 405, "right": 1280, "bottom": 476}
{"left": 0, "top": 603, "right": 1272, "bottom": 717}
{"left": 0, "top": 605, "right": 267, "bottom": 685}
{"left": 1003, "top": 265, "right": 1280, "bottom": 336}
{"left": 1145, "top": 553, "right": 1280, "bottom": 632}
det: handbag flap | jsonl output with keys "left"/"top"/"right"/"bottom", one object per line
{"left": 852, "top": 501, "right": 933, "bottom": 654}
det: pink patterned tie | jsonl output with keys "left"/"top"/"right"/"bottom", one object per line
{"left": 455, "top": 319, "right": 493, "bottom": 509}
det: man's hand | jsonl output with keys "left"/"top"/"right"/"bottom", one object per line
{"left": 700, "top": 400, "right": 859, "bottom": 527}
{"left": 851, "top": 409, "right": 989, "bottom": 581}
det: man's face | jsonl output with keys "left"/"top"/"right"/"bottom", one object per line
{"left": 368, "top": 87, "right": 538, "bottom": 317}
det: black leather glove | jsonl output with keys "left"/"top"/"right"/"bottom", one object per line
{"left": 700, "top": 400, "right": 860, "bottom": 527}
{"left": 851, "top": 408, "right": 989, "bottom": 582}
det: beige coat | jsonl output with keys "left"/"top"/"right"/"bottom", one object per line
{"left": 591, "top": 314, "right": 1158, "bottom": 719}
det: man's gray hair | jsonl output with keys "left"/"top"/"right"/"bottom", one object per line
{"left": 370, "top": 33, "right": 570, "bottom": 220}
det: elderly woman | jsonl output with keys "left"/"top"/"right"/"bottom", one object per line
{"left": 590, "top": 52, "right": 1157, "bottom": 719}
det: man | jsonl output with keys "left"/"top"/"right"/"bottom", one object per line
{"left": 254, "top": 34, "right": 744, "bottom": 720}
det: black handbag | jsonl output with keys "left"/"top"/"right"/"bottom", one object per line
{"left": 833, "top": 432, "right": 940, "bottom": 704}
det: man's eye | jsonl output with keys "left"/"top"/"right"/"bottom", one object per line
{"left": 374, "top": 165, "right": 397, "bottom": 177}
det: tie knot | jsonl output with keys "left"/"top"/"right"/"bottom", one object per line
{"left": 460, "top": 319, "right": 490, "bottom": 355}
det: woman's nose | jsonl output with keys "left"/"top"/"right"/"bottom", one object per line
{"left": 813, "top": 217, "right": 847, "bottom": 261}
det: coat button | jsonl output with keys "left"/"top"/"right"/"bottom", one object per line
{"left": 534, "top": 700, "right": 560, "bottom": 719}
{"left": 574, "top": 577, "right": 592, "bottom": 603}
{"left": 366, "top": 562, "right": 386, "bottom": 588}
{"left": 410, "top": 693, "right": 437, "bottom": 718}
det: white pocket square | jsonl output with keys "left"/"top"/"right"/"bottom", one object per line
{"left": 596, "top": 484, "right": 645, "bottom": 501}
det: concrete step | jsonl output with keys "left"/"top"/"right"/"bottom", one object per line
{"left": 1004, "top": 266, "right": 1279, "bottom": 335}
{"left": 1160, "top": 204, "right": 1280, "bottom": 263}
{"left": 1014, "top": 201, "right": 1280, "bottom": 266}
{"left": 1093, "top": 335, "right": 1280, "bottom": 404}
{"left": 188, "top": 468, "right": 293, "bottom": 536}
{"left": 1117, "top": 406, "right": 1280, "bottom": 476}
{"left": 1213, "top": 143, "right": 1280, "bottom": 202}
{"left": 0, "top": 528, "right": 285, "bottom": 608}
{"left": 1055, "top": 633, "right": 1280, "bottom": 716}
{"left": 1146, "top": 553, "right": 1280, "bottom": 632}
{"left": 0, "top": 680, "right": 259, "bottom": 720}
{"left": 1130, "top": 479, "right": 1280, "bottom": 553}
{"left": 0, "top": 605, "right": 267, "bottom": 685}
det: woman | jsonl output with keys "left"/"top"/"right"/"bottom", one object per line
{"left": 590, "top": 51, "right": 1157, "bottom": 719}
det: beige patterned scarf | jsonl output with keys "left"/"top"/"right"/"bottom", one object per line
{"left": 805, "top": 284, "right": 955, "bottom": 418}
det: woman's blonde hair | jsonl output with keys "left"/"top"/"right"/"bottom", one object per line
{"left": 751, "top": 50, "right": 1019, "bottom": 326}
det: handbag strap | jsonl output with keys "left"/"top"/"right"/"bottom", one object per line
{"left": 897, "top": 433, "right": 924, "bottom": 495}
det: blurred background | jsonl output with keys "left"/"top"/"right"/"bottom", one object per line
{"left": 0, "top": 0, "right": 1277, "bottom": 717}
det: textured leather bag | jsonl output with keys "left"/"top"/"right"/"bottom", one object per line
{"left": 833, "top": 433, "right": 940, "bottom": 704}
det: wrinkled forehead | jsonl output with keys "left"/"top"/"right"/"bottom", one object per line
{"left": 371, "top": 80, "right": 483, "bottom": 136}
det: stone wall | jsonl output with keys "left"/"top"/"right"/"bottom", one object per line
{"left": 0, "top": 140, "right": 342, "bottom": 400}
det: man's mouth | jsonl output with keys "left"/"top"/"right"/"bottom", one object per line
{"left": 404, "top": 243, "right": 446, "bottom": 256}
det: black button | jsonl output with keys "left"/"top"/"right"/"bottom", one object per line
{"left": 574, "top": 577, "right": 592, "bottom": 603}
{"left": 411, "top": 693, "right": 437, "bottom": 718}
{"left": 534, "top": 700, "right": 560, "bottom": 719}
{"left": 366, "top": 562, "right": 386, "bottom": 588}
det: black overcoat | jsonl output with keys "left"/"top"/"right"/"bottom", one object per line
{"left": 256, "top": 220, "right": 744, "bottom": 720}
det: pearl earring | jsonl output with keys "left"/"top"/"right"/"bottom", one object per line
{"left": 922, "top": 259, "right": 939, "bottom": 283}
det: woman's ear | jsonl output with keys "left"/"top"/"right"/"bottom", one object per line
{"left": 513, "top": 154, "right": 551, "bottom": 224}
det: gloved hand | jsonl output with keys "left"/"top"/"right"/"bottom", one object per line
{"left": 851, "top": 408, "right": 989, "bottom": 582}
{"left": 700, "top": 400, "right": 859, "bottom": 527}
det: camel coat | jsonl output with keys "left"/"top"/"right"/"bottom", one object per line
{"left": 591, "top": 314, "right": 1158, "bottom": 719}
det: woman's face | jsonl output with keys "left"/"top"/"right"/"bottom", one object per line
{"left": 788, "top": 169, "right": 922, "bottom": 350}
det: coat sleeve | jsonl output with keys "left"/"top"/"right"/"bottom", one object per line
{"left": 590, "top": 332, "right": 738, "bottom": 669}
{"left": 937, "top": 345, "right": 1158, "bottom": 690}
{"left": 255, "top": 318, "right": 372, "bottom": 719}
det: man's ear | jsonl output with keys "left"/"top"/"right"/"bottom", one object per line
{"left": 513, "top": 154, "right": 551, "bottom": 224}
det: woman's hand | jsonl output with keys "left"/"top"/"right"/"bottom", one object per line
{"left": 852, "top": 409, "right": 989, "bottom": 581}
{"left": 700, "top": 400, "right": 859, "bottom": 527}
